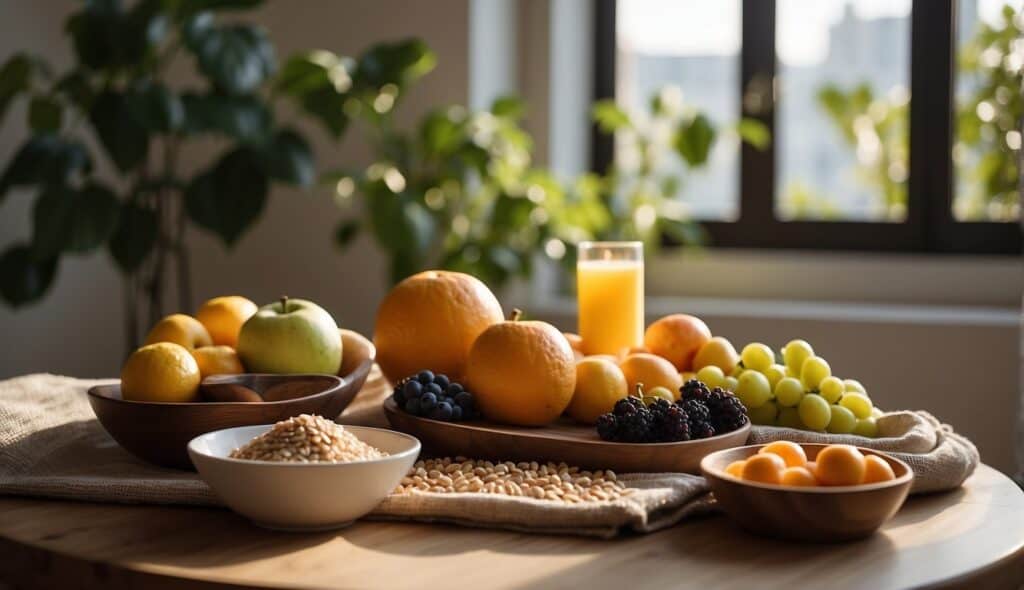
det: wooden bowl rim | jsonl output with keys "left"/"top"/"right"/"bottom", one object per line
{"left": 87, "top": 358, "right": 372, "bottom": 408}
{"left": 188, "top": 424, "right": 421, "bottom": 468}
{"left": 700, "top": 442, "right": 913, "bottom": 493}
{"left": 382, "top": 396, "right": 751, "bottom": 448}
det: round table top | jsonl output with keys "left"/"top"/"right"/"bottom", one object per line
{"left": 0, "top": 464, "right": 1021, "bottom": 590}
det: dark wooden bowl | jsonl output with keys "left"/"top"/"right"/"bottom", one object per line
{"left": 383, "top": 397, "right": 750, "bottom": 473}
{"left": 88, "top": 354, "right": 374, "bottom": 470}
{"left": 701, "top": 443, "right": 913, "bottom": 542}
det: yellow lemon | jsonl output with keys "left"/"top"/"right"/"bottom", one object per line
{"left": 566, "top": 357, "right": 628, "bottom": 424}
{"left": 121, "top": 343, "right": 201, "bottom": 402}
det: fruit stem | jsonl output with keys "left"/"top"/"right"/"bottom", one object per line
{"left": 509, "top": 308, "right": 523, "bottom": 322}
{"left": 280, "top": 295, "right": 289, "bottom": 313}
{"left": 634, "top": 382, "right": 645, "bottom": 400}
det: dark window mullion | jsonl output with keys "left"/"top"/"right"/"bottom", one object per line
{"left": 738, "top": 0, "right": 776, "bottom": 226}
{"left": 591, "top": 0, "right": 616, "bottom": 175}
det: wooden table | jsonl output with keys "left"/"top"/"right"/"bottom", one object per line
{"left": 0, "top": 464, "right": 1022, "bottom": 589}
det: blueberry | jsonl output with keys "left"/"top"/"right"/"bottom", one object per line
{"left": 393, "top": 389, "right": 406, "bottom": 406}
{"left": 417, "top": 370, "right": 435, "bottom": 384}
{"left": 420, "top": 392, "right": 438, "bottom": 411}
{"left": 403, "top": 380, "right": 423, "bottom": 398}
{"left": 425, "top": 383, "right": 443, "bottom": 396}
{"left": 430, "top": 401, "right": 454, "bottom": 421}
{"left": 433, "top": 374, "right": 451, "bottom": 389}
{"left": 404, "top": 397, "right": 422, "bottom": 416}
{"left": 451, "top": 405, "right": 463, "bottom": 421}
{"left": 454, "top": 391, "right": 474, "bottom": 410}
{"left": 446, "top": 383, "right": 464, "bottom": 396}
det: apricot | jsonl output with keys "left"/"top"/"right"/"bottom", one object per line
{"left": 815, "top": 444, "right": 866, "bottom": 486}
{"left": 862, "top": 455, "right": 896, "bottom": 484}
{"left": 759, "top": 441, "right": 808, "bottom": 468}
{"left": 780, "top": 466, "right": 818, "bottom": 487}
{"left": 741, "top": 453, "right": 786, "bottom": 485}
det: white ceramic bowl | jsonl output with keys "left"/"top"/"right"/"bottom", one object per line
{"left": 188, "top": 424, "right": 420, "bottom": 531}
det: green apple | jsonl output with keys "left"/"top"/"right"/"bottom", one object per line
{"left": 237, "top": 297, "right": 342, "bottom": 374}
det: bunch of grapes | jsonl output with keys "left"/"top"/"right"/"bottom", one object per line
{"left": 595, "top": 381, "right": 748, "bottom": 443}
{"left": 695, "top": 339, "right": 881, "bottom": 436}
{"left": 393, "top": 370, "right": 480, "bottom": 422}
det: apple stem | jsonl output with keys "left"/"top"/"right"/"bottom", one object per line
{"left": 280, "top": 295, "right": 289, "bottom": 313}
{"left": 510, "top": 308, "right": 523, "bottom": 322}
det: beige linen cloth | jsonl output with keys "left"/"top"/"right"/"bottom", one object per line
{"left": 0, "top": 373, "right": 978, "bottom": 538}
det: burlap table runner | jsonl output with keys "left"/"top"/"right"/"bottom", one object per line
{"left": 0, "top": 372, "right": 977, "bottom": 538}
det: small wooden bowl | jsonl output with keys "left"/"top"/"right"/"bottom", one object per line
{"left": 701, "top": 443, "right": 913, "bottom": 542}
{"left": 88, "top": 353, "right": 374, "bottom": 470}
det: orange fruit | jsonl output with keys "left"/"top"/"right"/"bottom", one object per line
{"left": 725, "top": 460, "right": 746, "bottom": 478}
{"left": 692, "top": 336, "right": 740, "bottom": 372}
{"left": 805, "top": 461, "right": 818, "bottom": 478}
{"left": 121, "top": 342, "right": 201, "bottom": 402}
{"left": 643, "top": 314, "right": 712, "bottom": 371}
{"left": 781, "top": 466, "right": 818, "bottom": 487}
{"left": 466, "top": 310, "right": 576, "bottom": 426}
{"left": 338, "top": 329, "right": 376, "bottom": 376}
{"left": 374, "top": 270, "right": 503, "bottom": 383}
{"left": 862, "top": 455, "right": 896, "bottom": 484}
{"left": 563, "top": 332, "right": 584, "bottom": 353}
{"left": 195, "top": 296, "right": 258, "bottom": 347}
{"left": 145, "top": 314, "right": 213, "bottom": 350}
{"left": 741, "top": 453, "right": 786, "bottom": 484}
{"left": 759, "top": 441, "right": 808, "bottom": 468}
{"left": 566, "top": 357, "right": 629, "bottom": 424}
{"left": 619, "top": 353, "right": 683, "bottom": 399}
{"left": 191, "top": 345, "right": 244, "bottom": 378}
{"left": 815, "top": 444, "right": 867, "bottom": 486}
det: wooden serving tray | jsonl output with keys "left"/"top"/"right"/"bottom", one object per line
{"left": 382, "top": 397, "right": 750, "bottom": 474}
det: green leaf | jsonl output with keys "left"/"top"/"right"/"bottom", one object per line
{"left": 176, "top": 0, "right": 264, "bottom": 12}
{"left": 108, "top": 201, "right": 158, "bottom": 272}
{"left": 419, "top": 109, "right": 464, "bottom": 157}
{"left": 674, "top": 113, "right": 716, "bottom": 167}
{"left": 0, "top": 136, "right": 92, "bottom": 197}
{"left": 334, "top": 219, "right": 360, "bottom": 249}
{"left": 592, "top": 100, "right": 630, "bottom": 133}
{"left": 298, "top": 86, "right": 349, "bottom": 138}
{"left": 491, "top": 96, "right": 525, "bottom": 120}
{"left": 89, "top": 91, "right": 149, "bottom": 171}
{"left": 186, "top": 22, "right": 275, "bottom": 94}
{"left": 66, "top": 1, "right": 157, "bottom": 71}
{"left": 27, "top": 96, "right": 62, "bottom": 133}
{"left": 181, "top": 92, "right": 271, "bottom": 141}
{"left": 736, "top": 118, "right": 770, "bottom": 150}
{"left": 54, "top": 70, "right": 94, "bottom": 109}
{"left": 276, "top": 52, "right": 352, "bottom": 139}
{"left": 0, "top": 54, "right": 32, "bottom": 127}
{"left": 185, "top": 147, "right": 268, "bottom": 246}
{"left": 354, "top": 39, "right": 436, "bottom": 90}
{"left": 31, "top": 182, "right": 120, "bottom": 257}
{"left": 0, "top": 245, "right": 58, "bottom": 307}
{"left": 260, "top": 129, "right": 314, "bottom": 187}
{"left": 126, "top": 82, "right": 184, "bottom": 132}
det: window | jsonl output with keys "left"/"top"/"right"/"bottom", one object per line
{"left": 594, "top": 0, "right": 1022, "bottom": 254}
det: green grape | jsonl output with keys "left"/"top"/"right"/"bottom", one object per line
{"left": 819, "top": 376, "right": 845, "bottom": 404}
{"left": 763, "top": 364, "right": 786, "bottom": 389}
{"left": 853, "top": 417, "right": 878, "bottom": 437}
{"left": 722, "top": 376, "right": 739, "bottom": 392}
{"left": 774, "top": 377, "right": 805, "bottom": 407}
{"left": 696, "top": 365, "right": 725, "bottom": 389}
{"left": 740, "top": 343, "right": 775, "bottom": 372}
{"left": 798, "top": 394, "right": 831, "bottom": 431}
{"left": 782, "top": 339, "right": 814, "bottom": 375}
{"left": 800, "top": 356, "right": 831, "bottom": 391}
{"left": 843, "top": 378, "right": 866, "bottom": 394}
{"left": 785, "top": 366, "right": 799, "bottom": 378}
{"left": 826, "top": 405, "right": 857, "bottom": 434}
{"left": 730, "top": 364, "right": 744, "bottom": 378}
{"left": 735, "top": 370, "right": 773, "bottom": 409}
{"left": 748, "top": 400, "right": 778, "bottom": 425}
{"left": 840, "top": 392, "right": 873, "bottom": 419}
{"left": 777, "top": 406, "right": 804, "bottom": 429}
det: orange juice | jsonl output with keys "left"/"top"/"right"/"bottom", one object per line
{"left": 577, "top": 258, "right": 644, "bottom": 355}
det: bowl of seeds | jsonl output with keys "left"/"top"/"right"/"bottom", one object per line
{"left": 188, "top": 414, "right": 420, "bottom": 531}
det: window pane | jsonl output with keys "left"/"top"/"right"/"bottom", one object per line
{"left": 616, "top": 0, "right": 741, "bottom": 221}
{"left": 954, "top": 0, "right": 1022, "bottom": 222}
{"left": 775, "top": 0, "right": 912, "bottom": 222}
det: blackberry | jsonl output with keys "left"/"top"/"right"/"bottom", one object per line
{"left": 681, "top": 399, "right": 710, "bottom": 424}
{"left": 680, "top": 379, "right": 712, "bottom": 401}
{"left": 596, "top": 413, "right": 619, "bottom": 441}
{"left": 614, "top": 396, "right": 646, "bottom": 416}
{"left": 657, "top": 405, "right": 691, "bottom": 442}
{"left": 647, "top": 398, "right": 672, "bottom": 414}
{"left": 616, "top": 410, "right": 652, "bottom": 442}
{"left": 707, "top": 388, "right": 748, "bottom": 433}
{"left": 690, "top": 421, "right": 716, "bottom": 439}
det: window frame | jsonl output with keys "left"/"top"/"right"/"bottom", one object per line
{"left": 593, "top": 0, "right": 1022, "bottom": 255}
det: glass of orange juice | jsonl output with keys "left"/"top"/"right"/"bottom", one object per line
{"left": 576, "top": 241, "right": 644, "bottom": 356}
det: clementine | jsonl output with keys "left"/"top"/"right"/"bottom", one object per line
{"left": 195, "top": 295, "right": 258, "bottom": 347}
{"left": 145, "top": 314, "right": 212, "bottom": 350}
{"left": 466, "top": 310, "right": 576, "bottom": 426}
{"left": 374, "top": 271, "right": 503, "bottom": 383}
{"left": 619, "top": 353, "right": 683, "bottom": 399}
{"left": 643, "top": 314, "right": 711, "bottom": 371}
{"left": 191, "top": 345, "right": 245, "bottom": 378}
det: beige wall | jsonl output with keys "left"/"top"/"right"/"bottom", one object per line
{"left": 0, "top": 0, "right": 469, "bottom": 378}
